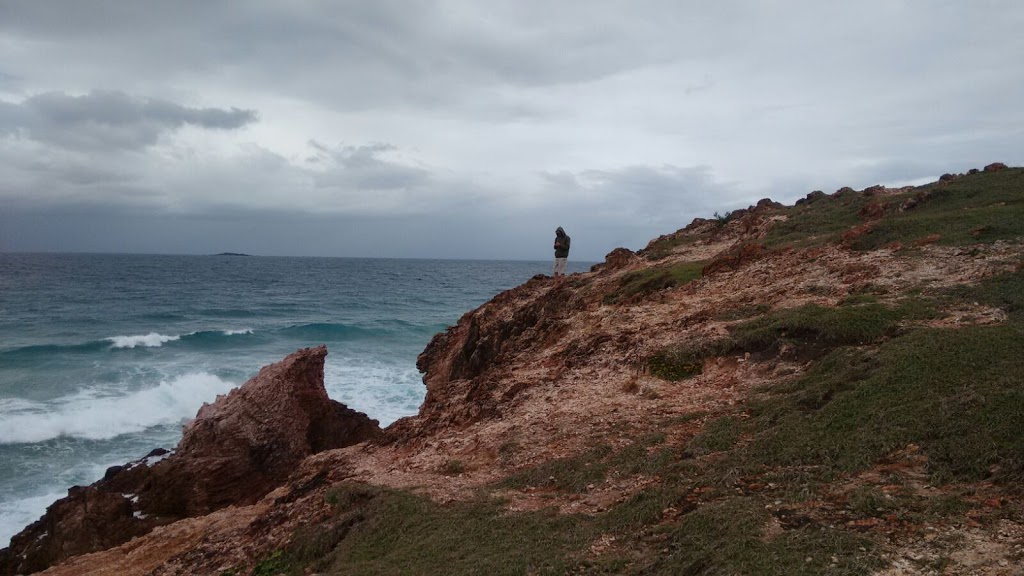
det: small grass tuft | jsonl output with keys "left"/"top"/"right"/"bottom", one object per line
{"left": 252, "top": 550, "right": 291, "bottom": 576}
{"left": 500, "top": 446, "right": 612, "bottom": 493}
{"left": 648, "top": 348, "right": 703, "bottom": 381}
{"left": 688, "top": 416, "right": 742, "bottom": 456}
{"left": 441, "top": 459, "right": 465, "bottom": 476}
{"left": 605, "top": 261, "right": 704, "bottom": 304}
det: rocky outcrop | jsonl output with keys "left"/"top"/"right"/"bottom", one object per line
{"left": 701, "top": 242, "right": 767, "bottom": 275}
{"left": 386, "top": 277, "right": 591, "bottom": 444}
{"left": 0, "top": 346, "right": 380, "bottom": 576}
{"left": 591, "top": 247, "right": 641, "bottom": 272}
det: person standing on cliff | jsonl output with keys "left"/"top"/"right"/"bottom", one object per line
{"left": 553, "top": 226, "right": 570, "bottom": 285}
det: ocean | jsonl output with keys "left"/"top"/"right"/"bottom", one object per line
{"left": 0, "top": 253, "right": 593, "bottom": 547}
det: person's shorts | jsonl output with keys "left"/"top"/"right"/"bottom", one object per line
{"left": 553, "top": 257, "right": 567, "bottom": 276}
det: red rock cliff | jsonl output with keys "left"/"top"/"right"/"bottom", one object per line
{"left": 0, "top": 346, "right": 380, "bottom": 576}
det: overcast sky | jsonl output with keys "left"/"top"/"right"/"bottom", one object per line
{"left": 1, "top": 1, "right": 1022, "bottom": 261}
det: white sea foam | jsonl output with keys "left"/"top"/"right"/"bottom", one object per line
{"left": 105, "top": 332, "right": 181, "bottom": 349}
{"left": 222, "top": 328, "right": 253, "bottom": 335}
{"left": 324, "top": 358, "right": 425, "bottom": 427}
{"left": 0, "top": 491, "right": 64, "bottom": 549}
{"left": 0, "top": 372, "right": 236, "bottom": 444}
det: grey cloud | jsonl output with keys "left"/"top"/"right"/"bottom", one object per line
{"left": 1, "top": 1, "right": 1023, "bottom": 260}
{"left": 544, "top": 164, "right": 741, "bottom": 225}
{"left": 308, "top": 141, "right": 432, "bottom": 193}
{"left": 0, "top": 1, "right": 719, "bottom": 116}
{"left": 0, "top": 90, "right": 257, "bottom": 150}
{"left": 0, "top": 70, "right": 20, "bottom": 92}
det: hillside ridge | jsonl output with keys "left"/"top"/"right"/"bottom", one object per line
{"left": 7, "top": 164, "right": 1024, "bottom": 575}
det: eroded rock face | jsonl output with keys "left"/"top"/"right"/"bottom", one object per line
{"left": 0, "top": 346, "right": 380, "bottom": 576}
{"left": 387, "top": 277, "right": 587, "bottom": 443}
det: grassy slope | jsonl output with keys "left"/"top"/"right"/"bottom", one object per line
{"left": 242, "top": 169, "right": 1023, "bottom": 576}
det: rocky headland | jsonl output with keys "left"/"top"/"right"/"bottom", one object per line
{"left": 3, "top": 166, "right": 1023, "bottom": 575}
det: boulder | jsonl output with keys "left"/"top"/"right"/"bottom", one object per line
{"left": 593, "top": 247, "right": 641, "bottom": 272}
{"left": 702, "top": 243, "right": 767, "bottom": 276}
{"left": 0, "top": 346, "right": 380, "bottom": 576}
{"left": 798, "top": 190, "right": 826, "bottom": 205}
{"left": 755, "top": 198, "right": 783, "bottom": 210}
{"left": 859, "top": 201, "right": 886, "bottom": 220}
{"left": 984, "top": 162, "right": 1008, "bottom": 172}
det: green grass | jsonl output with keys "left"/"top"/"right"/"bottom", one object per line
{"left": 714, "top": 303, "right": 772, "bottom": 321}
{"left": 765, "top": 190, "right": 874, "bottom": 248}
{"left": 307, "top": 485, "right": 596, "bottom": 576}
{"left": 649, "top": 300, "right": 931, "bottom": 379}
{"left": 648, "top": 347, "right": 703, "bottom": 381}
{"left": 723, "top": 301, "right": 926, "bottom": 353}
{"left": 605, "top": 261, "right": 705, "bottom": 304}
{"left": 643, "top": 231, "right": 716, "bottom": 261}
{"left": 729, "top": 269, "right": 1024, "bottom": 483}
{"left": 252, "top": 550, "right": 290, "bottom": 576}
{"left": 283, "top": 439, "right": 885, "bottom": 576}
{"left": 847, "top": 169, "right": 1024, "bottom": 250}
{"left": 763, "top": 168, "right": 1024, "bottom": 251}
{"left": 637, "top": 498, "right": 880, "bottom": 575}
{"left": 687, "top": 415, "right": 742, "bottom": 456}
{"left": 500, "top": 445, "right": 613, "bottom": 493}
{"left": 441, "top": 459, "right": 465, "bottom": 475}
{"left": 259, "top": 269, "right": 1024, "bottom": 575}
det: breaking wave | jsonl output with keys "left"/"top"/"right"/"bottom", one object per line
{"left": 106, "top": 332, "right": 181, "bottom": 348}
{"left": 0, "top": 372, "right": 236, "bottom": 445}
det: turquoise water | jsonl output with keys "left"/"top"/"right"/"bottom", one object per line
{"left": 0, "top": 253, "right": 593, "bottom": 547}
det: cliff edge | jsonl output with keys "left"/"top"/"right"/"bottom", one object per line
{"left": 5, "top": 165, "right": 1024, "bottom": 575}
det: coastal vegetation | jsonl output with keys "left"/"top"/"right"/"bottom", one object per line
{"left": 227, "top": 167, "right": 1024, "bottom": 575}
{"left": 10, "top": 166, "right": 1023, "bottom": 575}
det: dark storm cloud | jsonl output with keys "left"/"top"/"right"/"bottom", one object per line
{"left": 0, "top": 90, "right": 257, "bottom": 150}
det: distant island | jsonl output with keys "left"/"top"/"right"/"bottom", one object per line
{"left": 213, "top": 252, "right": 253, "bottom": 257}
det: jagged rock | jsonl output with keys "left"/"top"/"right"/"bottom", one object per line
{"left": 860, "top": 201, "right": 886, "bottom": 220}
{"left": 900, "top": 189, "right": 932, "bottom": 211}
{"left": 939, "top": 173, "right": 957, "bottom": 182}
{"left": 841, "top": 223, "right": 875, "bottom": 248}
{"left": 968, "top": 168, "right": 980, "bottom": 175}
{"left": 796, "top": 190, "right": 826, "bottom": 206}
{"left": 984, "top": 162, "right": 1008, "bottom": 172}
{"left": 593, "top": 247, "right": 641, "bottom": 272}
{"left": 834, "top": 186, "right": 857, "bottom": 197}
{"left": 728, "top": 208, "right": 750, "bottom": 220}
{"left": 755, "top": 198, "right": 783, "bottom": 209}
{"left": 639, "top": 218, "right": 719, "bottom": 258}
{"left": 913, "top": 233, "right": 941, "bottom": 246}
{"left": 0, "top": 346, "right": 380, "bottom": 576}
{"left": 702, "top": 243, "right": 767, "bottom": 276}
{"left": 388, "top": 277, "right": 587, "bottom": 443}
{"left": 862, "top": 185, "right": 885, "bottom": 196}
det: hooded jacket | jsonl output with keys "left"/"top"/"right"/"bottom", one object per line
{"left": 554, "top": 227, "right": 571, "bottom": 258}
